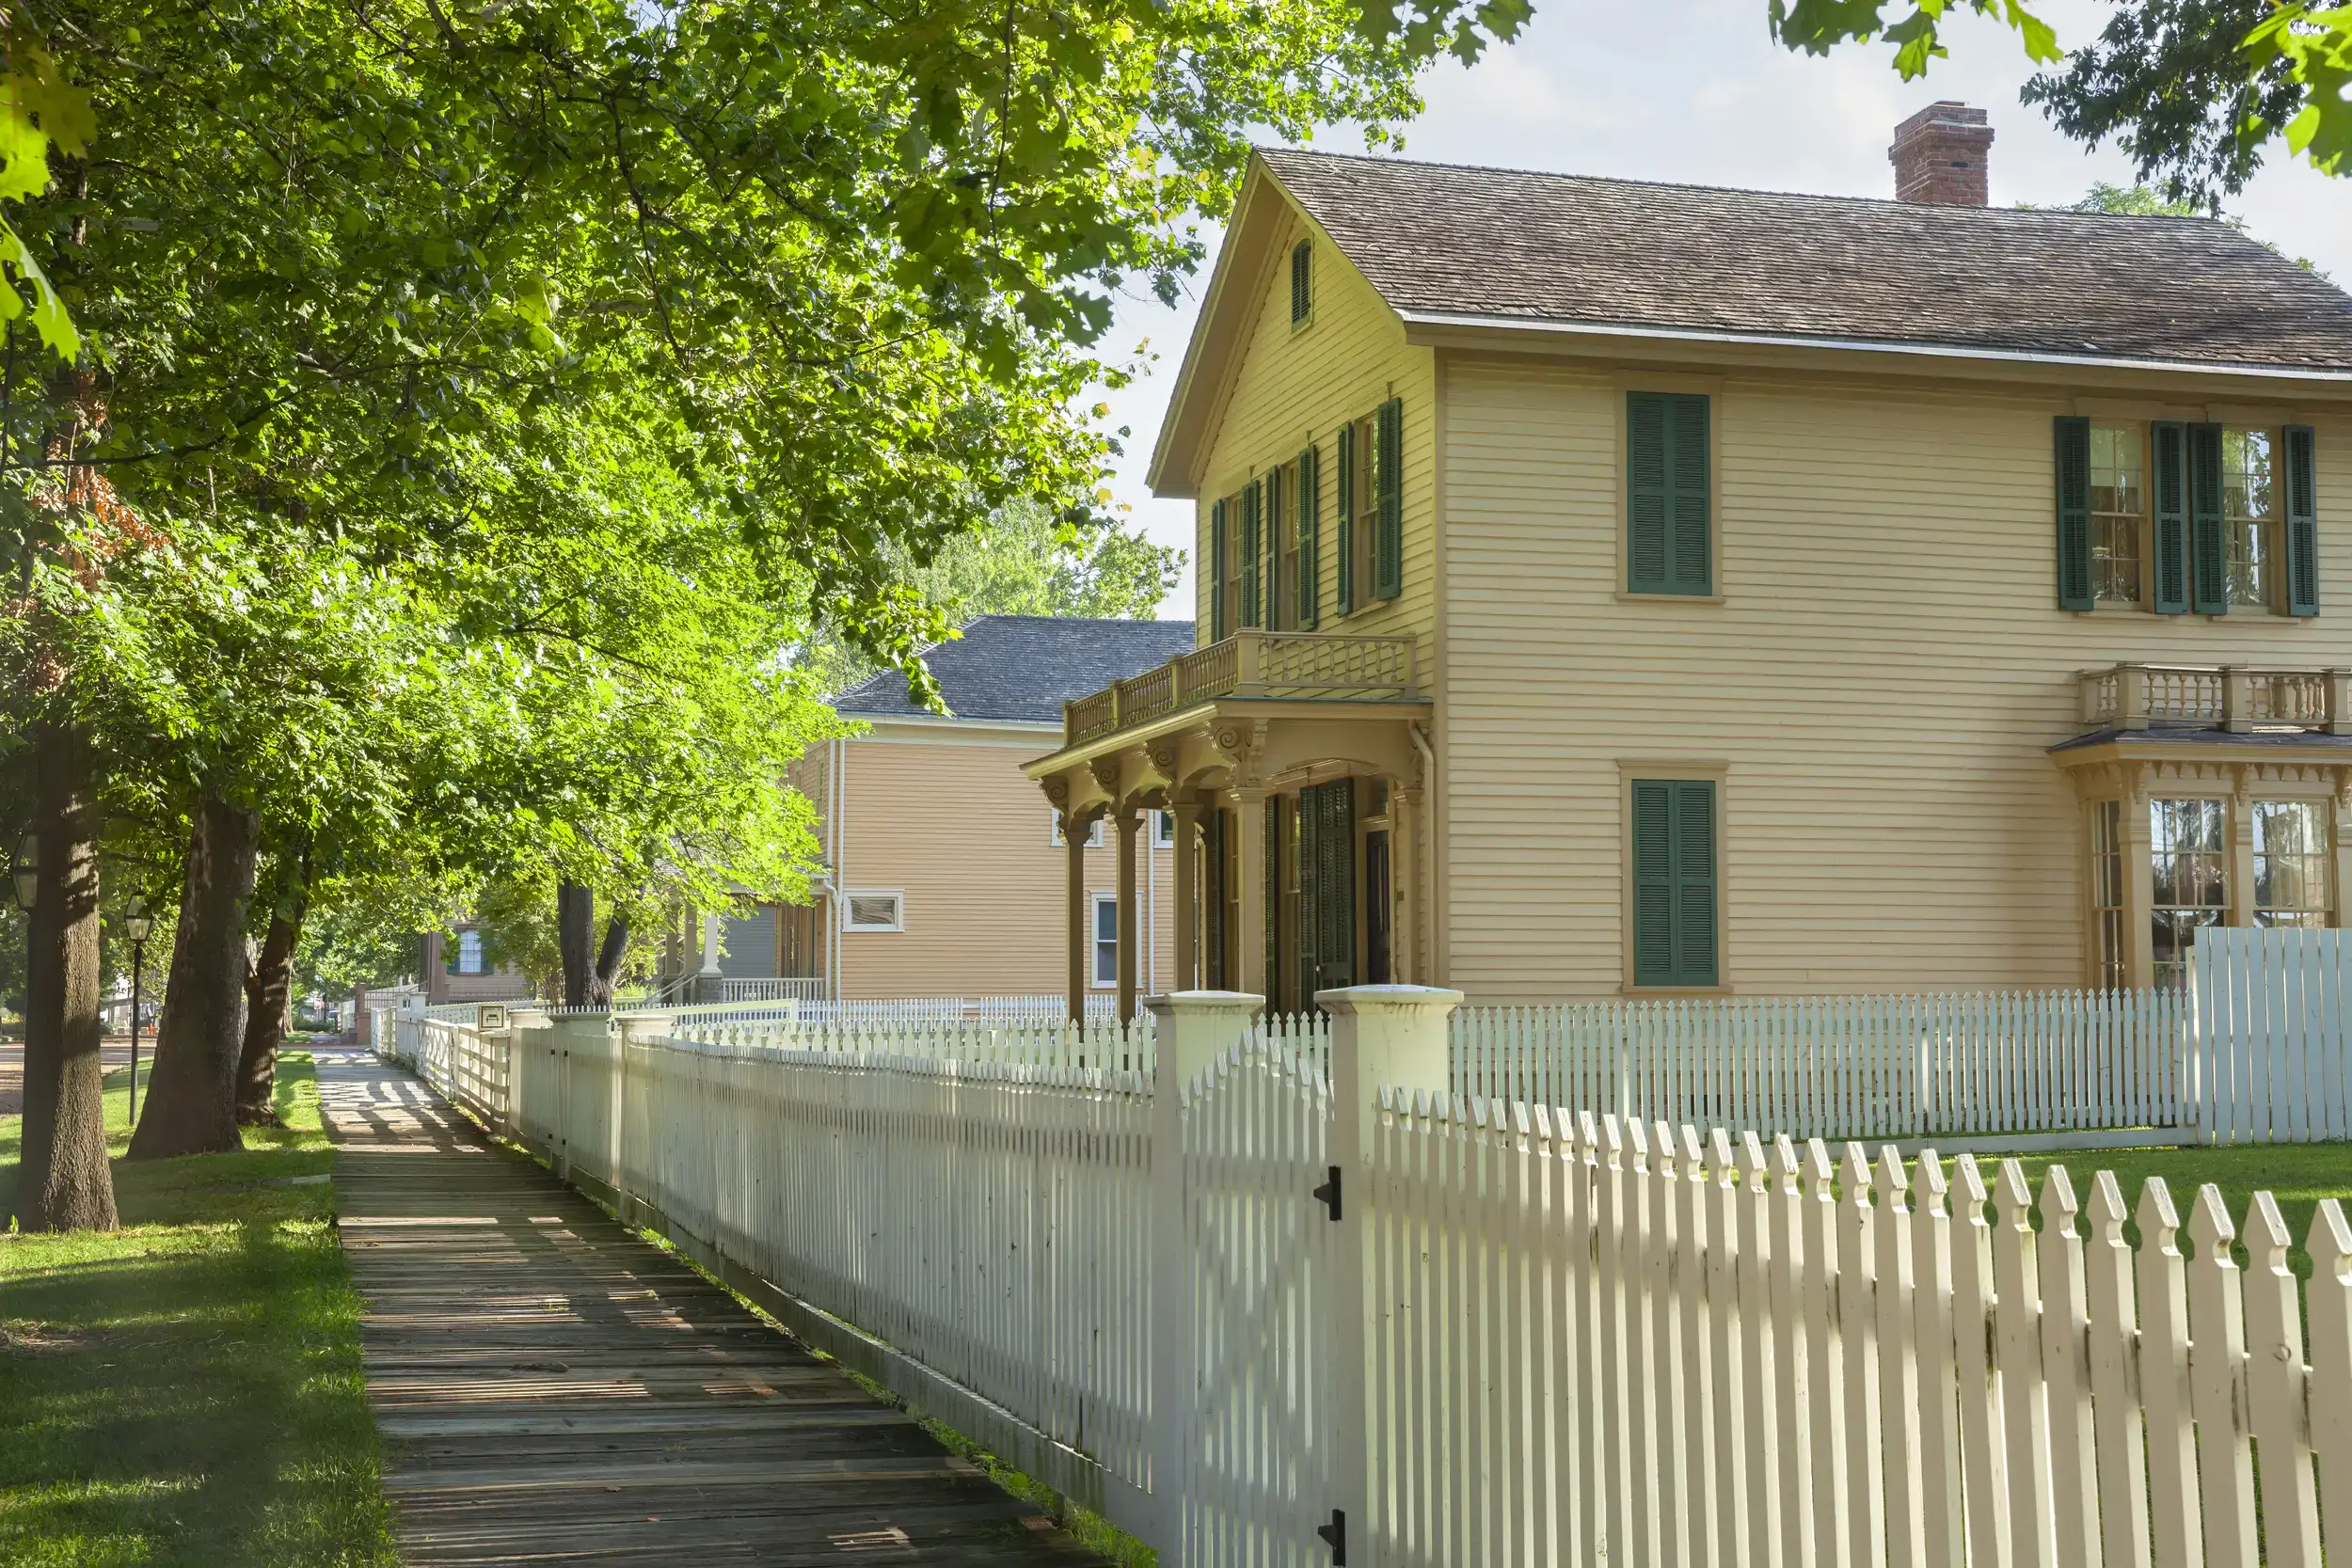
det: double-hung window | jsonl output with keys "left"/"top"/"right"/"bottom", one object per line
{"left": 2253, "top": 800, "right": 2331, "bottom": 927}
{"left": 2090, "top": 800, "right": 2127, "bottom": 990}
{"left": 2149, "top": 798, "right": 2228, "bottom": 989}
{"left": 2223, "top": 428, "right": 2278, "bottom": 609}
{"left": 2089, "top": 423, "right": 2146, "bottom": 604}
{"left": 448, "top": 929, "right": 486, "bottom": 976}
{"left": 1091, "top": 894, "right": 1119, "bottom": 988}
{"left": 1211, "top": 492, "right": 1244, "bottom": 638}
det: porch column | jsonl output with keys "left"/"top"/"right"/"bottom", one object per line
{"left": 2122, "top": 778, "right": 2154, "bottom": 990}
{"left": 1171, "top": 798, "right": 1200, "bottom": 990}
{"left": 1391, "top": 781, "right": 1419, "bottom": 985}
{"left": 1116, "top": 805, "right": 1142, "bottom": 1023}
{"left": 1065, "top": 808, "right": 1089, "bottom": 1023}
{"left": 1234, "top": 786, "right": 1268, "bottom": 999}
{"left": 2228, "top": 771, "right": 2256, "bottom": 928}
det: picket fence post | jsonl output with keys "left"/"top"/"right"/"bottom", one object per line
{"left": 1322, "top": 983, "right": 1460, "bottom": 1568}
{"left": 1145, "top": 990, "right": 1263, "bottom": 1558}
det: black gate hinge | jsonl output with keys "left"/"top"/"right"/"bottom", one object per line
{"left": 1311, "top": 1165, "right": 1342, "bottom": 1222}
{"left": 1317, "top": 1509, "right": 1347, "bottom": 1564}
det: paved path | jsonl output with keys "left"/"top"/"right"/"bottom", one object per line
{"left": 319, "top": 1048, "right": 1101, "bottom": 1565}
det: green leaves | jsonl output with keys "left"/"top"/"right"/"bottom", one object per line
{"left": 1770, "top": 0, "right": 2060, "bottom": 77}
{"left": 2244, "top": 4, "right": 2352, "bottom": 176}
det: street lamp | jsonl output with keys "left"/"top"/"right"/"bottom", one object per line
{"left": 124, "top": 895, "right": 152, "bottom": 1118}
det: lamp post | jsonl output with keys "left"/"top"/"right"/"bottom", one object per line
{"left": 123, "top": 896, "right": 152, "bottom": 1119}
{"left": 10, "top": 834, "right": 34, "bottom": 1053}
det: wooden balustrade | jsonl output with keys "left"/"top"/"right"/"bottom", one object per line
{"left": 2075, "top": 661, "right": 2352, "bottom": 736}
{"left": 1062, "top": 630, "right": 1419, "bottom": 745}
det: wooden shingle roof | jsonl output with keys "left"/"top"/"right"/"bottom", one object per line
{"left": 1263, "top": 147, "right": 2352, "bottom": 372}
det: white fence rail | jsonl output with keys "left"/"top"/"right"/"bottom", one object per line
{"left": 1451, "top": 990, "right": 2189, "bottom": 1144}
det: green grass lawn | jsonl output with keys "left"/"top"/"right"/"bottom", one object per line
{"left": 0, "top": 1050, "right": 396, "bottom": 1567}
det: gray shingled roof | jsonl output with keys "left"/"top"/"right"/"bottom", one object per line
{"left": 1262, "top": 148, "right": 2352, "bottom": 372}
{"left": 833, "top": 615, "right": 1198, "bottom": 722}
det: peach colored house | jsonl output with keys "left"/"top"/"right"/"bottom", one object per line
{"left": 703, "top": 616, "right": 1197, "bottom": 1006}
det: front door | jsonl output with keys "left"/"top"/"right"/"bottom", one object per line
{"left": 1363, "top": 829, "right": 1391, "bottom": 985}
{"left": 1297, "top": 779, "right": 1357, "bottom": 1003}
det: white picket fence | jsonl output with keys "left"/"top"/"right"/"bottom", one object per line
{"left": 376, "top": 983, "right": 2352, "bottom": 1567}
{"left": 2193, "top": 927, "right": 2352, "bottom": 1143}
{"left": 1451, "top": 990, "right": 2188, "bottom": 1143}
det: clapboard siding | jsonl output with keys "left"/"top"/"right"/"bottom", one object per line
{"left": 834, "top": 730, "right": 1177, "bottom": 1000}
{"left": 1439, "top": 356, "right": 2352, "bottom": 998}
{"left": 1195, "top": 206, "right": 1438, "bottom": 673}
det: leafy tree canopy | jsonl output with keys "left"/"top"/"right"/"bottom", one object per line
{"left": 795, "top": 499, "right": 1182, "bottom": 698}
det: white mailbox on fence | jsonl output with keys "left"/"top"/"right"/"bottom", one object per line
{"left": 477, "top": 1003, "right": 510, "bottom": 1033}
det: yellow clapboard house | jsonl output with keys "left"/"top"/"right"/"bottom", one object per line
{"left": 1024, "top": 103, "right": 2352, "bottom": 1018}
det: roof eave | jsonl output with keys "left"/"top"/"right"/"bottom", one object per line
{"left": 1392, "top": 309, "right": 2352, "bottom": 392}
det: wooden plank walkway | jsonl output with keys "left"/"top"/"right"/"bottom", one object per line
{"left": 320, "top": 1048, "right": 1104, "bottom": 1565}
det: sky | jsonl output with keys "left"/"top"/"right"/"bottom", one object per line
{"left": 1091, "top": 0, "right": 2352, "bottom": 621}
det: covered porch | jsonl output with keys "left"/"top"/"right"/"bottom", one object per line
{"left": 1023, "top": 629, "right": 1432, "bottom": 1022}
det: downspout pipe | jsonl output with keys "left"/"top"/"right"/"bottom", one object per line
{"left": 1408, "top": 721, "right": 1437, "bottom": 987}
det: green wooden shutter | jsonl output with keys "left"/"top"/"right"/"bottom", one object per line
{"left": 2151, "top": 421, "right": 2189, "bottom": 614}
{"left": 1202, "top": 809, "right": 1226, "bottom": 990}
{"left": 1628, "top": 392, "right": 1711, "bottom": 594}
{"left": 1335, "top": 422, "right": 1355, "bottom": 615}
{"left": 1239, "top": 480, "right": 1262, "bottom": 628}
{"left": 2190, "top": 422, "right": 2228, "bottom": 615}
{"left": 2286, "top": 424, "right": 2320, "bottom": 618}
{"left": 1210, "top": 499, "right": 1228, "bottom": 640}
{"left": 1375, "top": 398, "right": 1404, "bottom": 600}
{"left": 1297, "top": 445, "right": 1320, "bottom": 630}
{"left": 2054, "top": 416, "right": 2093, "bottom": 610}
{"left": 1630, "top": 779, "right": 1718, "bottom": 988}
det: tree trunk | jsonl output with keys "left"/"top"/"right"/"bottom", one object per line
{"left": 234, "top": 871, "right": 309, "bottom": 1125}
{"left": 129, "top": 797, "right": 259, "bottom": 1160}
{"left": 589, "top": 913, "right": 628, "bottom": 1006}
{"left": 13, "top": 721, "right": 115, "bottom": 1231}
{"left": 557, "top": 880, "right": 593, "bottom": 1007}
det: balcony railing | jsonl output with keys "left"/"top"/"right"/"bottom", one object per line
{"left": 2076, "top": 662, "right": 2352, "bottom": 735}
{"left": 1064, "top": 629, "right": 1419, "bottom": 746}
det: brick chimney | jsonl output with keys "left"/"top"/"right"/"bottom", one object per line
{"left": 1889, "top": 102, "right": 1993, "bottom": 206}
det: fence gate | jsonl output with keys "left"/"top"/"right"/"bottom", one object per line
{"left": 1179, "top": 1030, "right": 1341, "bottom": 1566}
{"left": 2192, "top": 926, "right": 2352, "bottom": 1142}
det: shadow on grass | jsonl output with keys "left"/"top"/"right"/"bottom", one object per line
{"left": 0, "top": 1051, "right": 396, "bottom": 1567}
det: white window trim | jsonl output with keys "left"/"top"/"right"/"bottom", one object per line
{"left": 1090, "top": 892, "right": 1119, "bottom": 989}
{"left": 1051, "top": 813, "right": 1107, "bottom": 848}
{"left": 842, "top": 888, "right": 905, "bottom": 934}
{"left": 455, "top": 929, "right": 486, "bottom": 976}
{"left": 1152, "top": 810, "right": 1176, "bottom": 848}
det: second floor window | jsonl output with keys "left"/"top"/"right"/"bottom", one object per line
{"left": 2090, "top": 422, "right": 2145, "bottom": 604}
{"left": 1626, "top": 391, "right": 1712, "bottom": 596}
{"left": 2057, "top": 417, "right": 2318, "bottom": 617}
{"left": 2224, "top": 427, "right": 2277, "bottom": 610}
{"left": 1270, "top": 458, "right": 1300, "bottom": 630}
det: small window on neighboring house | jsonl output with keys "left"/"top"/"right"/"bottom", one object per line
{"left": 1626, "top": 391, "right": 1711, "bottom": 596}
{"left": 1290, "top": 239, "right": 1312, "bottom": 325}
{"left": 2089, "top": 423, "right": 2146, "bottom": 604}
{"left": 845, "top": 891, "right": 903, "bottom": 933}
{"left": 1091, "top": 893, "right": 1119, "bottom": 987}
{"left": 1152, "top": 811, "right": 1177, "bottom": 848}
{"left": 1629, "top": 779, "right": 1719, "bottom": 989}
{"left": 449, "top": 929, "right": 486, "bottom": 976}
{"left": 2254, "top": 800, "right": 2331, "bottom": 927}
{"left": 1052, "top": 813, "right": 1106, "bottom": 848}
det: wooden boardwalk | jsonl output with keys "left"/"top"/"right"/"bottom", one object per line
{"left": 320, "top": 1048, "right": 1102, "bottom": 1565}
